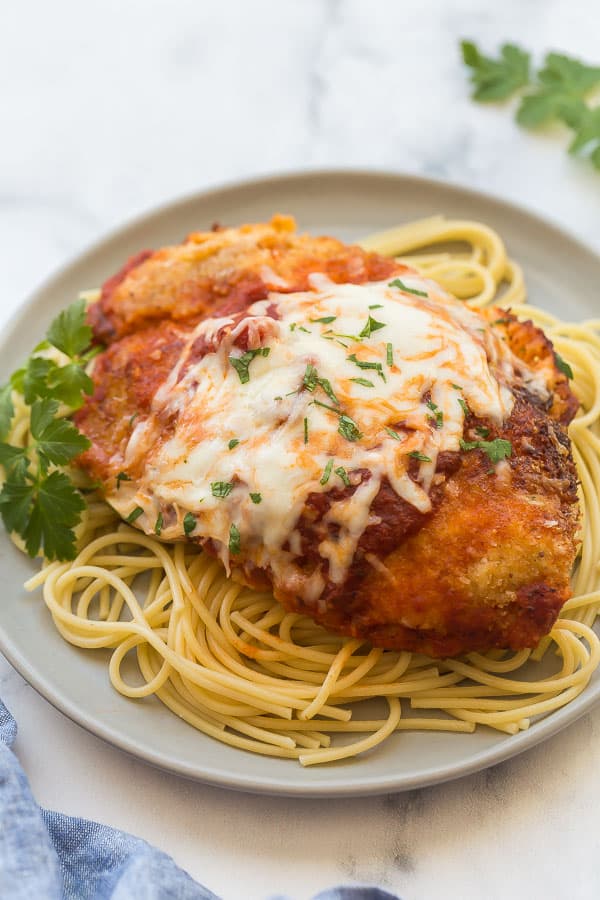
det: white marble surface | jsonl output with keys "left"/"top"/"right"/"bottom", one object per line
{"left": 2, "top": 1, "right": 600, "bottom": 898}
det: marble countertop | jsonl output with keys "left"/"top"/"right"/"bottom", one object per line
{"left": 2, "top": 2, "right": 600, "bottom": 898}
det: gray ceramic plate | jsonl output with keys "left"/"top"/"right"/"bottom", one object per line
{"left": 1, "top": 170, "right": 599, "bottom": 797}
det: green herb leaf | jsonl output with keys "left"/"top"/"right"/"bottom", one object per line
{"left": 458, "top": 397, "right": 470, "bottom": 417}
{"left": 229, "top": 348, "right": 270, "bottom": 384}
{"left": 335, "top": 466, "right": 351, "bottom": 487}
{"left": 183, "top": 512, "right": 196, "bottom": 535}
{"left": 359, "top": 315, "right": 386, "bottom": 339}
{"left": 46, "top": 298, "right": 93, "bottom": 359}
{"left": 384, "top": 427, "right": 403, "bottom": 441}
{"left": 229, "top": 523, "right": 241, "bottom": 555}
{"left": 426, "top": 400, "right": 443, "bottom": 428}
{"left": 304, "top": 416, "right": 309, "bottom": 444}
{"left": 517, "top": 52, "right": 600, "bottom": 127}
{"left": 47, "top": 363, "right": 94, "bottom": 409}
{"left": 154, "top": 512, "right": 163, "bottom": 535}
{"left": 409, "top": 451, "right": 432, "bottom": 462}
{"left": 211, "top": 481, "right": 234, "bottom": 499}
{"left": 228, "top": 438, "right": 240, "bottom": 450}
{"left": 460, "top": 437, "right": 513, "bottom": 464}
{"left": 0, "top": 443, "right": 29, "bottom": 479}
{"left": 116, "top": 471, "right": 132, "bottom": 489}
{"left": 368, "top": 304, "right": 384, "bottom": 310}
{"left": 249, "top": 492, "right": 262, "bottom": 504}
{"left": 126, "top": 506, "right": 144, "bottom": 524}
{"left": 30, "top": 399, "right": 91, "bottom": 472}
{"left": 475, "top": 426, "right": 490, "bottom": 438}
{"left": 386, "top": 343, "right": 394, "bottom": 367}
{"left": 303, "top": 364, "right": 318, "bottom": 392}
{"left": 350, "top": 377, "right": 375, "bottom": 388}
{"left": 451, "top": 383, "right": 462, "bottom": 390}
{"left": 388, "top": 278, "right": 428, "bottom": 298}
{"left": 320, "top": 459, "right": 334, "bottom": 485}
{"left": 338, "top": 415, "right": 363, "bottom": 442}
{"left": 461, "top": 40, "right": 530, "bottom": 101}
{"left": 310, "top": 316, "right": 337, "bottom": 324}
{"left": 0, "top": 384, "right": 14, "bottom": 441}
{"left": 347, "top": 354, "right": 386, "bottom": 381}
{"left": 554, "top": 351, "right": 573, "bottom": 379}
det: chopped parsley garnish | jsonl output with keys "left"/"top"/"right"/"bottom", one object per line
{"left": 312, "top": 398, "right": 341, "bottom": 415}
{"left": 554, "top": 351, "right": 573, "bottom": 380}
{"left": 129, "top": 412, "right": 139, "bottom": 428}
{"left": 460, "top": 437, "right": 513, "bottom": 464}
{"left": 211, "top": 481, "right": 234, "bottom": 499}
{"left": 183, "top": 512, "right": 196, "bottom": 535}
{"left": 458, "top": 397, "right": 470, "bottom": 417}
{"left": 304, "top": 416, "right": 309, "bottom": 444}
{"left": 350, "top": 377, "right": 375, "bottom": 388}
{"left": 386, "top": 343, "right": 394, "bottom": 367}
{"left": 347, "top": 354, "right": 386, "bottom": 382}
{"left": 492, "top": 317, "right": 511, "bottom": 325}
{"left": 335, "top": 466, "right": 351, "bottom": 487}
{"left": 409, "top": 451, "right": 432, "bottom": 462}
{"left": 154, "top": 512, "right": 163, "bottom": 536}
{"left": 475, "top": 426, "right": 490, "bottom": 438}
{"left": 369, "top": 304, "right": 384, "bottom": 309}
{"left": 310, "top": 315, "right": 337, "bottom": 324}
{"left": 228, "top": 523, "right": 241, "bottom": 555}
{"left": 338, "top": 415, "right": 363, "bottom": 443}
{"left": 228, "top": 438, "right": 240, "bottom": 450}
{"left": 116, "top": 471, "right": 132, "bottom": 489}
{"left": 249, "top": 492, "right": 262, "bottom": 504}
{"left": 388, "top": 278, "right": 428, "bottom": 298}
{"left": 451, "top": 383, "right": 462, "bottom": 390}
{"left": 385, "top": 427, "right": 403, "bottom": 441}
{"left": 320, "top": 459, "right": 334, "bottom": 485}
{"left": 126, "top": 506, "right": 144, "bottom": 524}
{"left": 324, "top": 330, "right": 360, "bottom": 343}
{"left": 302, "top": 364, "right": 339, "bottom": 404}
{"left": 426, "top": 400, "right": 443, "bottom": 428}
{"left": 359, "top": 315, "right": 386, "bottom": 339}
{"left": 228, "top": 347, "right": 270, "bottom": 384}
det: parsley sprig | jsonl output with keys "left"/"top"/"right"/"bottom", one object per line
{"left": 460, "top": 437, "right": 513, "bottom": 465}
{"left": 0, "top": 299, "right": 98, "bottom": 560}
{"left": 461, "top": 41, "right": 600, "bottom": 170}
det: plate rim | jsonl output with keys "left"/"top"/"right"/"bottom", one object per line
{"left": 2, "top": 167, "right": 600, "bottom": 797}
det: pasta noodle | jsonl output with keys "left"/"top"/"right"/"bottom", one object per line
{"left": 11, "top": 216, "right": 600, "bottom": 765}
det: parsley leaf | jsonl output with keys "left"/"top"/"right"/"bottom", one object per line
{"left": 517, "top": 52, "right": 600, "bottom": 127}
{"left": 0, "top": 384, "right": 14, "bottom": 441}
{"left": 304, "top": 416, "right": 309, "bottom": 444}
{"left": 384, "top": 427, "right": 403, "bottom": 441}
{"left": 359, "top": 315, "right": 386, "bottom": 339}
{"left": 116, "top": 471, "right": 132, "bottom": 489}
{"left": 310, "top": 316, "right": 337, "bottom": 324}
{"left": 0, "top": 469, "right": 87, "bottom": 560}
{"left": 350, "top": 377, "right": 375, "bottom": 388}
{"left": 229, "top": 523, "right": 241, "bottom": 555}
{"left": 303, "top": 365, "right": 339, "bottom": 404}
{"left": 461, "top": 40, "right": 530, "bottom": 101}
{"left": 458, "top": 397, "right": 470, "bottom": 417}
{"left": 46, "top": 298, "right": 93, "bottom": 359}
{"left": 388, "top": 278, "right": 428, "bottom": 298}
{"left": 229, "top": 348, "right": 270, "bottom": 384}
{"left": 228, "top": 438, "right": 240, "bottom": 450}
{"left": 126, "top": 506, "right": 144, "bottom": 524}
{"left": 249, "top": 492, "right": 262, "bottom": 504}
{"left": 154, "top": 512, "right": 163, "bottom": 535}
{"left": 183, "top": 512, "right": 196, "bottom": 535}
{"left": 320, "top": 459, "right": 334, "bottom": 485}
{"left": 335, "top": 466, "right": 351, "bottom": 487}
{"left": 426, "top": 400, "right": 443, "bottom": 428}
{"left": 460, "top": 437, "right": 513, "bottom": 464}
{"left": 409, "top": 451, "right": 432, "bottom": 462}
{"left": 347, "top": 354, "right": 386, "bottom": 381}
{"left": 30, "top": 399, "right": 91, "bottom": 472}
{"left": 386, "top": 343, "right": 394, "bottom": 367}
{"left": 338, "top": 415, "right": 363, "bottom": 443}
{"left": 211, "top": 481, "right": 234, "bottom": 499}
{"left": 554, "top": 351, "right": 573, "bottom": 379}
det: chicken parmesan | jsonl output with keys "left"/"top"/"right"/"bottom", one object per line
{"left": 74, "top": 215, "right": 579, "bottom": 658}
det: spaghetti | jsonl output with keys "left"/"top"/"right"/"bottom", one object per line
{"left": 11, "top": 216, "right": 600, "bottom": 765}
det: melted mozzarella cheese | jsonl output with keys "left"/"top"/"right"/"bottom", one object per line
{"left": 110, "top": 274, "right": 541, "bottom": 600}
